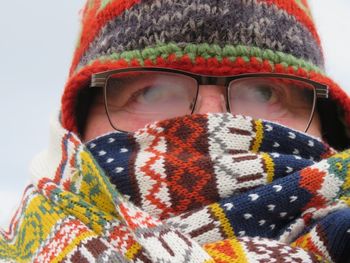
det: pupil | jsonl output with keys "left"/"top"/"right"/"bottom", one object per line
{"left": 142, "top": 86, "right": 161, "bottom": 102}
{"left": 256, "top": 86, "right": 272, "bottom": 102}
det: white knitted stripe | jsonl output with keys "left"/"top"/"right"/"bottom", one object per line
{"left": 118, "top": 201, "right": 212, "bottom": 263}
{"left": 137, "top": 229, "right": 212, "bottom": 263}
{"left": 207, "top": 114, "right": 265, "bottom": 198}
{"left": 30, "top": 113, "right": 84, "bottom": 191}
{"left": 167, "top": 206, "right": 224, "bottom": 245}
{"left": 34, "top": 217, "right": 94, "bottom": 263}
{"left": 30, "top": 114, "right": 66, "bottom": 183}
{"left": 104, "top": 221, "right": 136, "bottom": 256}
{"left": 133, "top": 125, "right": 172, "bottom": 218}
{"left": 307, "top": 226, "right": 333, "bottom": 262}
{"left": 278, "top": 218, "right": 306, "bottom": 244}
{"left": 239, "top": 236, "right": 315, "bottom": 263}
{"left": 317, "top": 165, "right": 344, "bottom": 201}
{"left": 0, "top": 186, "right": 37, "bottom": 240}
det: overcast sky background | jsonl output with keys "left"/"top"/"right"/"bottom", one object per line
{"left": 0, "top": 1, "right": 349, "bottom": 227}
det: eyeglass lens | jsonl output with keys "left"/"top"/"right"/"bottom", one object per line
{"left": 228, "top": 77, "right": 315, "bottom": 132}
{"left": 105, "top": 71, "right": 316, "bottom": 132}
{"left": 105, "top": 71, "right": 198, "bottom": 131}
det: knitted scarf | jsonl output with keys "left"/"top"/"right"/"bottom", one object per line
{"left": 1, "top": 113, "right": 350, "bottom": 263}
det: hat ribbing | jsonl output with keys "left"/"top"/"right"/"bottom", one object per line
{"left": 61, "top": 0, "right": 350, "bottom": 144}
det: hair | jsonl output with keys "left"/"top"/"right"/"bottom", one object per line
{"left": 318, "top": 100, "right": 349, "bottom": 150}
{"left": 75, "top": 87, "right": 99, "bottom": 138}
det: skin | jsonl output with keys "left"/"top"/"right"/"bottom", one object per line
{"left": 83, "top": 85, "right": 322, "bottom": 142}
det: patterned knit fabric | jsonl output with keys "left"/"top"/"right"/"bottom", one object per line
{"left": 61, "top": 0, "right": 350, "bottom": 138}
{"left": 1, "top": 114, "right": 350, "bottom": 262}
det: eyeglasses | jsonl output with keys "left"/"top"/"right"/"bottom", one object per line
{"left": 90, "top": 67, "right": 328, "bottom": 133}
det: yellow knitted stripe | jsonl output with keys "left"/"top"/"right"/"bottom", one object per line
{"left": 209, "top": 203, "right": 235, "bottom": 239}
{"left": 57, "top": 190, "right": 114, "bottom": 235}
{"left": 340, "top": 197, "right": 350, "bottom": 206}
{"left": 340, "top": 152, "right": 350, "bottom": 190}
{"left": 291, "top": 232, "right": 310, "bottom": 248}
{"left": 252, "top": 120, "right": 264, "bottom": 153}
{"left": 0, "top": 194, "right": 66, "bottom": 262}
{"left": 52, "top": 232, "right": 98, "bottom": 263}
{"left": 330, "top": 150, "right": 350, "bottom": 191}
{"left": 79, "top": 151, "right": 118, "bottom": 216}
{"left": 342, "top": 167, "right": 350, "bottom": 190}
{"left": 204, "top": 239, "right": 248, "bottom": 263}
{"left": 261, "top": 153, "right": 275, "bottom": 183}
{"left": 125, "top": 242, "right": 142, "bottom": 260}
{"left": 291, "top": 233, "right": 325, "bottom": 262}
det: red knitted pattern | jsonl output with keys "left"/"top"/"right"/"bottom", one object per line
{"left": 136, "top": 125, "right": 175, "bottom": 217}
{"left": 293, "top": 230, "right": 325, "bottom": 258}
{"left": 161, "top": 115, "right": 218, "bottom": 217}
{"left": 299, "top": 167, "right": 328, "bottom": 214}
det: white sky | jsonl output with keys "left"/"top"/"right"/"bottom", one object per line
{"left": 0, "top": 1, "right": 349, "bottom": 226}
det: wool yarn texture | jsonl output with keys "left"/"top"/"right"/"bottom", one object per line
{"left": 60, "top": 0, "right": 350, "bottom": 148}
{"left": 1, "top": 113, "right": 350, "bottom": 262}
{"left": 1, "top": 0, "right": 350, "bottom": 262}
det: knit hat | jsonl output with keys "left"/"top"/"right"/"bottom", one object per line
{"left": 61, "top": 0, "right": 350, "bottom": 148}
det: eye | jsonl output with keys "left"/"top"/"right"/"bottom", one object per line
{"left": 235, "top": 84, "right": 279, "bottom": 104}
{"left": 105, "top": 72, "right": 198, "bottom": 117}
{"left": 251, "top": 85, "right": 276, "bottom": 103}
{"left": 134, "top": 85, "right": 170, "bottom": 104}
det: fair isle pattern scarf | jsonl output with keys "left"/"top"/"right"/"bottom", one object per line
{"left": 1, "top": 114, "right": 350, "bottom": 263}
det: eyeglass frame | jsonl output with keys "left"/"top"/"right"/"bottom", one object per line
{"left": 90, "top": 67, "right": 329, "bottom": 133}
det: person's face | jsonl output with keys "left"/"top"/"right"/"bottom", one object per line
{"left": 83, "top": 81, "right": 322, "bottom": 142}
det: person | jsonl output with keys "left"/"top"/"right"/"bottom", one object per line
{"left": 1, "top": 0, "right": 350, "bottom": 262}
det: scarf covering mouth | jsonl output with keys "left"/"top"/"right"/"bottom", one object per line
{"left": 1, "top": 114, "right": 350, "bottom": 262}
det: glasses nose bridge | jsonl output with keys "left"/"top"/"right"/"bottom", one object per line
{"left": 198, "top": 76, "right": 228, "bottom": 86}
